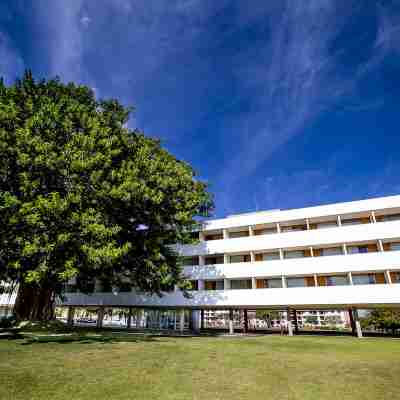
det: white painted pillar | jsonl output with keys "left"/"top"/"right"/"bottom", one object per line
{"left": 378, "top": 239, "right": 384, "bottom": 252}
{"left": 313, "top": 274, "right": 318, "bottom": 287}
{"left": 281, "top": 275, "right": 287, "bottom": 288}
{"left": 342, "top": 243, "right": 348, "bottom": 255}
{"left": 306, "top": 218, "right": 310, "bottom": 230}
{"left": 309, "top": 247, "right": 314, "bottom": 257}
{"left": 198, "top": 279, "right": 205, "bottom": 290}
{"left": 222, "top": 229, "right": 229, "bottom": 239}
{"left": 385, "top": 270, "right": 392, "bottom": 284}
{"left": 252, "top": 277, "right": 257, "bottom": 289}
{"left": 337, "top": 215, "right": 342, "bottom": 227}
{"left": 279, "top": 248, "right": 284, "bottom": 260}
{"left": 348, "top": 272, "right": 353, "bottom": 285}
{"left": 229, "top": 309, "right": 234, "bottom": 334}
{"left": 287, "top": 309, "right": 294, "bottom": 336}
{"left": 276, "top": 222, "right": 281, "bottom": 233}
{"left": 249, "top": 226, "right": 254, "bottom": 236}
{"left": 353, "top": 309, "right": 363, "bottom": 338}
{"left": 224, "top": 279, "right": 230, "bottom": 290}
{"left": 179, "top": 309, "right": 185, "bottom": 333}
{"left": 224, "top": 254, "right": 229, "bottom": 264}
{"left": 371, "top": 211, "right": 377, "bottom": 223}
{"left": 250, "top": 251, "right": 255, "bottom": 263}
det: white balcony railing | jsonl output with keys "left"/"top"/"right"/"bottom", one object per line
{"left": 176, "top": 220, "right": 400, "bottom": 257}
{"left": 183, "top": 251, "right": 400, "bottom": 280}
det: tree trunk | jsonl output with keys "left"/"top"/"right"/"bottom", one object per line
{"left": 14, "top": 283, "right": 56, "bottom": 321}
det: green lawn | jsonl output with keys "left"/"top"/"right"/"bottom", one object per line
{"left": 1, "top": 332, "right": 400, "bottom": 400}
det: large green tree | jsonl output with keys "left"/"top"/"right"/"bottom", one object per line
{"left": 0, "top": 72, "right": 212, "bottom": 321}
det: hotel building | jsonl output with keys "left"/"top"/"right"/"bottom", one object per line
{"left": 2, "top": 194, "right": 400, "bottom": 336}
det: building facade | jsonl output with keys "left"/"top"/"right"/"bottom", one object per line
{"left": 3, "top": 194, "right": 400, "bottom": 336}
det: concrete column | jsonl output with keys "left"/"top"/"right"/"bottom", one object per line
{"left": 279, "top": 248, "right": 284, "bottom": 260}
{"left": 348, "top": 308, "right": 356, "bottom": 334}
{"left": 293, "top": 309, "right": 299, "bottom": 334}
{"left": 179, "top": 309, "right": 185, "bottom": 333}
{"left": 198, "top": 279, "right": 205, "bottom": 290}
{"left": 97, "top": 307, "right": 104, "bottom": 329}
{"left": 281, "top": 275, "right": 287, "bottom": 288}
{"left": 191, "top": 310, "right": 201, "bottom": 332}
{"left": 224, "top": 254, "right": 229, "bottom": 264}
{"left": 306, "top": 218, "right": 310, "bottom": 230}
{"left": 199, "top": 255, "right": 205, "bottom": 266}
{"left": 249, "top": 226, "right": 254, "bottom": 236}
{"left": 243, "top": 310, "right": 249, "bottom": 333}
{"left": 287, "top": 309, "right": 294, "bottom": 336}
{"left": 223, "top": 229, "right": 229, "bottom": 239}
{"left": 385, "top": 270, "right": 392, "bottom": 284}
{"left": 313, "top": 274, "right": 318, "bottom": 287}
{"left": 353, "top": 309, "right": 363, "bottom": 338}
{"left": 276, "top": 223, "right": 281, "bottom": 233}
{"left": 337, "top": 215, "right": 342, "bottom": 227}
{"left": 348, "top": 272, "right": 353, "bottom": 285}
{"left": 342, "top": 243, "right": 348, "bottom": 255}
{"left": 199, "top": 232, "right": 205, "bottom": 242}
{"left": 250, "top": 251, "right": 255, "bottom": 263}
{"left": 67, "top": 306, "right": 75, "bottom": 327}
{"left": 371, "top": 211, "right": 377, "bottom": 223}
{"left": 224, "top": 279, "right": 230, "bottom": 290}
{"left": 127, "top": 307, "right": 132, "bottom": 329}
{"left": 309, "top": 247, "right": 314, "bottom": 257}
{"left": 229, "top": 309, "right": 234, "bottom": 334}
{"left": 252, "top": 277, "right": 257, "bottom": 289}
{"left": 141, "top": 309, "right": 146, "bottom": 328}
{"left": 378, "top": 239, "right": 384, "bottom": 252}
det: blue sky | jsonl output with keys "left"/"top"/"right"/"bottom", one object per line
{"left": 1, "top": 1, "right": 400, "bottom": 217}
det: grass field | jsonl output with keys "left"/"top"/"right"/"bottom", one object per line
{"left": 1, "top": 331, "right": 400, "bottom": 400}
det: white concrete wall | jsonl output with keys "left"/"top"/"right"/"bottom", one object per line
{"left": 60, "top": 284, "right": 400, "bottom": 309}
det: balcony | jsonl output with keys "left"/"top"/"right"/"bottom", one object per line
{"left": 176, "top": 220, "right": 400, "bottom": 257}
{"left": 183, "top": 250, "right": 400, "bottom": 280}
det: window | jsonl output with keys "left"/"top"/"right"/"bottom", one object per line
{"left": 347, "top": 245, "right": 368, "bottom": 254}
{"left": 254, "top": 227, "right": 277, "bottom": 235}
{"left": 390, "top": 243, "right": 400, "bottom": 251}
{"left": 204, "top": 233, "right": 223, "bottom": 241}
{"left": 286, "top": 277, "right": 307, "bottom": 288}
{"left": 326, "top": 275, "right": 348, "bottom": 286}
{"left": 256, "top": 278, "right": 282, "bottom": 289}
{"left": 182, "top": 256, "right": 199, "bottom": 266}
{"left": 205, "top": 255, "right": 224, "bottom": 265}
{"left": 229, "top": 254, "right": 251, "bottom": 263}
{"left": 284, "top": 250, "right": 305, "bottom": 259}
{"left": 204, "top": 280, "right": 224, "bottom": 290}
{"left": 352, "top": 274, "right": 375, "bottom": 285}
{"left": 256, "top": 252, "right": 280, "bottom": 261}
{"left": 321, "top": 247, "right": 343, "bottom": 256}
{"left": 382, "top": 213, "right": 400, "bottom": 222}
{"left": 316, "top": 221, "right": 337, "bottom": 229}
{"left": 229, "top": 231, "right": 249, "bottom": 238}
{"left": 391, "top": 272, "right": 400, "bottom": 283}
{"left": 230, "top": 279, "right": 252, "bottom": 290}
{"left": 281, "top": 225, "right": 307, "bottom": 233}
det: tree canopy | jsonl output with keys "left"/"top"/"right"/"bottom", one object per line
{"left": 0, "top": 71, "right": 213, "bottom": 320}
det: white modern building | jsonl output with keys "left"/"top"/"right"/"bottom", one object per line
{"left": 3, "top": 194, "right": 400, "bottom": 336}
